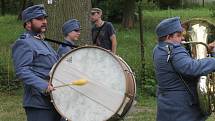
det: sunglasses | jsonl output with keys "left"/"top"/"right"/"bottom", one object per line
{"left": 91, "top": 12, "right": 98, "bottom": 16}
{"left": 73, "top": 29, "right": 80, "bottom": 32}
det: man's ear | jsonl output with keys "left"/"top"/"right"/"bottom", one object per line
{"left": 25, "top": 21, "right": 31, "bottom": 29}
{"left": 166, "top": 35, "right": 170, "bottom": 40}
{"left": 98, "top": 12, "right": 102, "bottom": 18}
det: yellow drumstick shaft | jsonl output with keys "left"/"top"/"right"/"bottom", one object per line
{"left": 54, "top": 79, "right": 88, "bottom": 88}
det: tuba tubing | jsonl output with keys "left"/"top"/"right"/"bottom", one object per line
{"left": 182, "top": 18, "right": 215, "bottom": 115}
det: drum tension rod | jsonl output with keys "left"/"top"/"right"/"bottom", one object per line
{"left": 124, "top": 70, "right": 135, "bottom": 75}
{"left": 109, "top": 114, "right": 124, "bottom": 121}
{"left": 125, "top": 93, "right": 135, "bottom": 99}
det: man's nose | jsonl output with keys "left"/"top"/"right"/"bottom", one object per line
{"left": 181, "top": 36, "right": 185, "bottom": 41}
{"left": 42, "top": 18, "right": 47, "bottom": 24}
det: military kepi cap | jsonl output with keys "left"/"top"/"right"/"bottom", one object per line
{"left": 22, "top": 4, "right": 48, "bottom": 23}
{"left": 155, "top": 17, "right": 183, "bottom": 37}
{"left": 62, "top": 19, "right": 80, "bottom": 36}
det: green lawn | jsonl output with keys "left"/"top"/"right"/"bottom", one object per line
{"left": 0, "top": 15, "right": 23, "bottom": 46}
{"left": 0, "top": 90, "right": 157, "bottom": 121}
{"left": 0, "top": 90, "right": 26, "bottom": 121}
{"left": 1, "top": 90, "right": 215, "bottom": 121}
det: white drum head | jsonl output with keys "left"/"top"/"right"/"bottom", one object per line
{"left": 51, "top": 46, "right": 127, "bottom": 121}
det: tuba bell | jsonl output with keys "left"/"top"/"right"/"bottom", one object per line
{"left": 182, "top": 18, "right": 215, "bottom": 115}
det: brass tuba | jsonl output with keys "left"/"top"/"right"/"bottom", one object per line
{"left": 182, "top": 18, "right": 215, "bottom": 115}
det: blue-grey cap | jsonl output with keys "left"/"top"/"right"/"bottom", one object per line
{"left": 62, "top": 19, "right": 80, "bottom": 36}
{"left": 155, "top": 17, "right": 183, "bottom": 37}
{"left": 22, "top": 4, "right": 48, "bottom": 23}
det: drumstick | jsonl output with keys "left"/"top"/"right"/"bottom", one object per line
{"left": 54, "top": 79, "right": 88, "bottom": 88}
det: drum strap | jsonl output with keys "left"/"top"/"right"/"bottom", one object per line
{"left": 44, "top": 38, "right": 78, "bottom": 48}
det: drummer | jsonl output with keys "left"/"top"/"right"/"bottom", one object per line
{"left": 57, "top": 19, "right": 81, "bottom": 57}
{"left": 12, "top": 4, "right": 62, "bottom": 121}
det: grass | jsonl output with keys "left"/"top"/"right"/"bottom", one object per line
{"left": 0, "top": 90, "right": 26, "bottom": 121}
{"left": 0, "top": 89, "right": 156, "bottom": 121}
{"left": 1, "top": 90, "right": 214, "bottom": 121}
{"left": 0, "top": 15, "right": 22, "bottom": 91}
{"left": 0, "top": 15, "right": 23, "bottom": 46}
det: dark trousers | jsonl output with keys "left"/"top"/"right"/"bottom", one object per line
{"left": 25, "top": 107, "right": 62, "bottom": 121}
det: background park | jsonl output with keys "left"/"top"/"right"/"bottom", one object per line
{"left": 1, "top": 0, "right": 215, "bottom": 121}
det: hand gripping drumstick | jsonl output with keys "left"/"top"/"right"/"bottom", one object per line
{"left": 54, "top": 79, "right": 88, "bottom": 88}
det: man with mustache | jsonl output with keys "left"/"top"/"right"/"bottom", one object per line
{"left": 12, "top": 4, "right": 62, "bottom": 121}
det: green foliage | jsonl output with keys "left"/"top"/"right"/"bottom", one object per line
{"left": 0, "top": 90, "right": 26, "bottom": 121}
{"left": 0, "top": 15, "right": 23, "bottom": 92}
{"left": 92, "top": 0, "right": 123, "bottom": 22}
{"left": 209, "top": 2, "right": 215, "bottom": 18}
{"left": 140, "top": 0, "right": 158, "bottom": 10}
{"left": 144, "top": 79, "right": 157, "bottom": 96}
{"left": 0, "top": 0, "right": 20, "bottom": 15}
{"left": 0, "top": 15, "right": 23, "bottom": 46}
{"left": 0, "top": 47, "right": 21, "bottom": 92}
{"left": 115, "top": 24, "right": 143, "bottom": 94}
{"left": 157, "top": 0, "right": 181, "bottom": 9}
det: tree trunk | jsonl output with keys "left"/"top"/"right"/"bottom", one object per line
{"left": 42, "top": 0, "right": 92, "bottom": 46}
{"left": 1, "top": 0, "right": 5, "bottom": 16}
{"left": 138, "top": 5, "right": 145, "bottom": 94}
{"left": 202, "top": 0, "right": 204, "bottom": 7}
{"left": 17, "top": 0, "right": 27, "bottom": 20}
{"left": 122, "top": 0, "right": 136, "bottom": 29}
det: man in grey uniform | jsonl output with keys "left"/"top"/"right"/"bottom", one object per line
{"left": 57, "top": 19, "right": 80, "bottom": 57}
{"left": 12, "top": 4, "right": 61, "bottom": 121}
{"left": 153, "top": 17, "right": 215, "bottom": 121}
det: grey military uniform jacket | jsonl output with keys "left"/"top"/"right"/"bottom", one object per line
{"left": 153, "top": 41, "right": 215, "bottom": 121}
{"left": 57, "top": 40, "right": 75, "bottom": 58}
{"left": 12, "top": 31, "right": 59, "bottom": 109}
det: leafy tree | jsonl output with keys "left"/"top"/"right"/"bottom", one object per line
{"left": 92, "top": 0, "right": 137, "bottom": 28}
{"left": 17, "top": 0, "right": 34, "bottom": 20}
{"left": 122, "top": 0, "right": 136, "bottom": 28}
{"left": 1, "top": 0, "right": 5, "bottom": 16}
{"left": 154, "top": 0, "right": 181, "bottom": 9}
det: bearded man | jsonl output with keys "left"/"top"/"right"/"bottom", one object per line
{"left": 12, "top": 4, "right": 62, "bottom": 121}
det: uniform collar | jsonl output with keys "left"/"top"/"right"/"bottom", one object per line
{"left": 64, "top": 39, "right": 75, "bottom": 46}
{"left": 26, "top": 31, "right": 45, "bottom": 40}
{"left": 26, "top": 30, "right": 38, "bottom": 36}
{"left": 158, "top": 41, "right": 181, "bottom": 48}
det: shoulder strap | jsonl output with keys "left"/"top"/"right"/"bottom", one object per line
{"left": 44, "top": 38, "right": 78, "bottom": 48}
{"left": 94, "top": 22, "right": 106, "bottom": 44}
{"left": 166, "top": 45, "right": 195, "bottom": 101}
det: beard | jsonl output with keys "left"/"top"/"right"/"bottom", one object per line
{"left": 31, "top": 23, "right": 47, "bottom": 34}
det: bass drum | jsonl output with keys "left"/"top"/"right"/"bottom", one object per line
{"left": 50, "top": 46, "right": 136, "bottom": 121}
